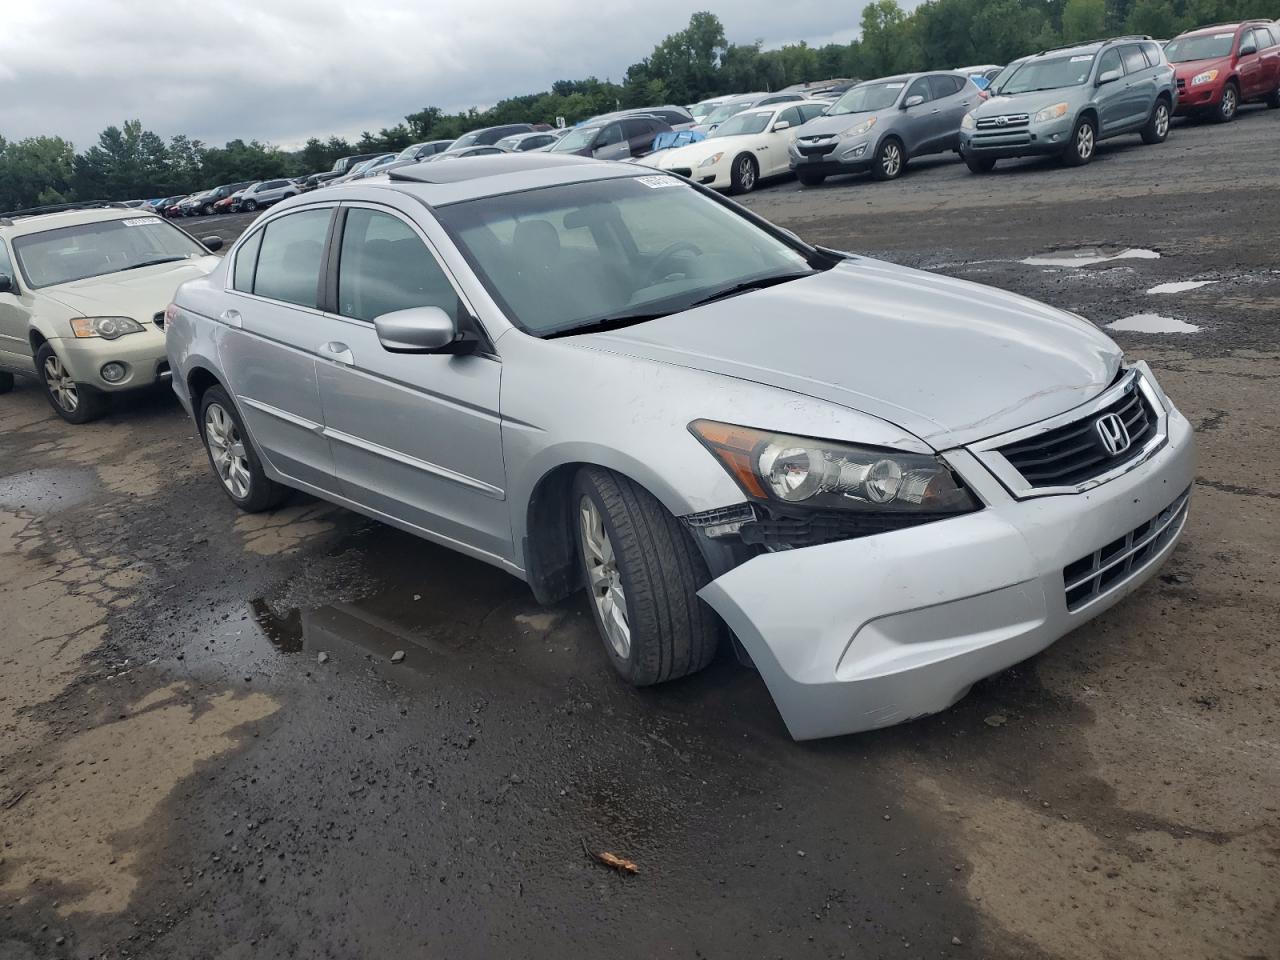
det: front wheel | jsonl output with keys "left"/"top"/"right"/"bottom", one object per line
{"left": 1215, "top": 82, "right": 1238, "bottom": 123}
{"left": 729, "top": 154, "right": 758, "bottom": 194}
{"left": 243, "top": 199, "right": 257, "bottom": 212}
{"left": 36, "top": 343, "right": 107, "bottom": 424}
{"left": 201, "top": 203, "right": 214, "bottom": 216}
{"left": 964, "top": 154, "right": 996, "bottom": 173}
{"left": 871, "top": 138, "right": 906, "bottom": 180}
{"left": 199, "top": 386, "right": 288, "bottom": 512}
{"left": 1062, "top": 116, "right": 1097, "bottom": 166}
{"left": 1267, "top": 82, "right": 1280, "bottom": 108}
{"left": 573, "top": 467, "right": 719, "bottom": 687}
{"left": 1141, "top": 99, "right": 1171, "bottom": 144}
{"left": 0, "top": 371, "right": 13, "bottom": 394}
{"left": 797, "top": 171, "right": 826, "bottom": 187}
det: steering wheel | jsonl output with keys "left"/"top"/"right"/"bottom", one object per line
{"left": 647, "top": 240, "right": 704, "bottom": 284}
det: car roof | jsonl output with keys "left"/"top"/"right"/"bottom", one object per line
{"left": 0, "top": 205, "right": 161, "bottom": 236}
{"left": 325, "top": 153, "right": 660, "bottom": 208}
{"left": 1177, "top": 21, "right": 1265, "bottom": 37}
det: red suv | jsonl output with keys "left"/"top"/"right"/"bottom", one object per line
{"left": 1166, "top": 20, "right": 1280, "bottom": 121}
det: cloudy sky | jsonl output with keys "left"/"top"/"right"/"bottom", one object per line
{"left": 0, "top": 0, "right": 906, "bottom": 151}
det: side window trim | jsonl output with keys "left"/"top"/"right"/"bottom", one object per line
{"left": 229, "top": 226, "right": 264, "bottom": 294}
{"left": 224, "top": 203, "right": 337, "bottom": 310}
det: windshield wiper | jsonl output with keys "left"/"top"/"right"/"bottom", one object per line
{"left": 121, "top": 256, "right": 187, "bottom": 272}
{"left": 543, "top": 312, "right": 671, "bottom": 339}
{"left": 684, "top": 271, "right": 814, "bottom": 309}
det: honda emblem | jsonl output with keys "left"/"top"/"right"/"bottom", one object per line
{"left": 1095, "top": 413, "right": 1131, "bottom": 456}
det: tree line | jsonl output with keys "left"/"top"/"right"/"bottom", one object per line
{"left": 1, "top": 0, "right": 1275, "bottom": 210}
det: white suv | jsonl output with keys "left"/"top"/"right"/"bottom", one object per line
{"left": 0, "top": 204, "right": 222, "bottom": 422}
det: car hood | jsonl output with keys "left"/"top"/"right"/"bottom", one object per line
{"left": 41, "top": 258, "right": 220, "bottom": 319}
{"left": 971, "top": 92, "right": 1079, "bottom": 118}
{"left": 653, "top": 140, "right": 739, "bottom": 167}
{"left": 573, "top": 257, "right": 1122, "bottom": 449}
{"left": 794, "top": 110, "right": 892, "bottom": 137}
{"left": 1171, "top": 55, "right": 1231, "bottom": 78}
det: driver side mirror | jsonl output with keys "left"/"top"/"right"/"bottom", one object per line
{"left": 1097, "top": 68, "right": 1123, "bottom": 85}
{"left": 592, "top": 141, "right": 628, "bottom": 161}
{"left": 200, "top": 236, "right": 224, "bottom": 252}
{"left": 903, "top": 95, "right": 925, "bottom": 109}
{"left": 0, "top": 274, "right": 13, "bottom": 294}
{"left": 374, "top": 305, "right": 475, "bottom": 355}
{"left": 772, "top": 120, "right": 791, "bottom": 131}
{"left": 1239, "top": 42, "right": 1257, "bottom": 57}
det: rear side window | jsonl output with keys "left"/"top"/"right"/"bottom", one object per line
{"left": 1142, "top": 41, "right": 1165, "bottom": 65}
{"left": 1119, "top": 45, "right": 1148, "bottom": 73}
{"left": 251, "top": 208, "right": 331, "bottom": 308}
{"left": 1261, "top": 26, "right": 1279, "bottom": 47}
{"left": 0, "top": 240, "right": 14, "bottom": 282}
{"left": 337, "top": 208, "right": 459, "bottom": 323}
{"left": 928, "top": 74, "right": 964, "bottom": 98}
{"left": 232, "top": 229, "right": 263, "bottom": 293}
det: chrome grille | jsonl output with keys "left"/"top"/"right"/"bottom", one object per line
{"left": 1062, "top": 488, "right": 1190, "bottom": 610}
{"left": 976, "top": 114, "right": 1029, "bottom": 129}
{"left": 997, "top": 380, "right": 1157, "bottom": 488}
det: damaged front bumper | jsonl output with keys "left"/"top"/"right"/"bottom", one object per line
{"left": 697, "top": 397, "right": 1195, "bottom": 741}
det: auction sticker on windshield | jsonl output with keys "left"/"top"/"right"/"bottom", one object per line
{"left": 122, "top": 217, "right": 161, "bottom": 226}
{"left": 636, "top": 175, "right": 680, "bottom": 189}
{"left": 1070, "top": 55, "right": 1092, "bottom": 61}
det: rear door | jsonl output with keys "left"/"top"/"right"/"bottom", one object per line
{"left": 311, "top": 203, "right": 510, "bottom": 563}
{"left": 1257, "top": 25, "right": 1280, "bottom": 93}
{"left": 622, "top": 118, "right": 659, "bottom": 157}
{"left": 0, "top": 239, "right": 32, "bottom": 372}
{"left": 1236, "top": 29, "right": 1265, "bottom": 98}
{"left": 927, "top": 74, "right": 973, "bottom": 149}
{"left": 764, "top": 105, "right": 804, "bottom": 175}
{"left": 217, "top": 205, "right": 339, "bottom": 492}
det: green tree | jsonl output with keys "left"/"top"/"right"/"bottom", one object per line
{"left": 0, "top": 136, "right": 75, "bottom": 210}
{"left": 1124, "top": 0, "right": 1181, "bottom": 37}
{"left": 860, "top": 0, "right": 920, "bottom": 76}
{"left": 1062, "top": 0, "right": 1106, "bottom": 42}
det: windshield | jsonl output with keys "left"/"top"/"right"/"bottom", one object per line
{"left": 1165, "top": 33, "right": 1235, "bottom": 62}
{"left": 709, "top": 111, "right": 773, "bottom": 138}
{"left": 453, "top": 131, "right": 486, "bottom": 149}
{"left": 396, "top": 144, "right": 424, "bottom": 159}
{"left": 827, "top": 81, "right": 905, "bottom": 115}
{"left": 13, "top": 217, "right": 207, "bottom": 289}
{"left": 434, "top": 176, "right": 815, "bottom": 336}
{"left": 690, "top": 99, "right": 721, "bottom": 119}
{"left": 550, "top": 126, "right": 601, "bottom": 152}
{"left": 703, "top": 101, "right": 751, "bottom": 126}
{"left": 1001, "top": 54, "right": 1095, "bottom": 94}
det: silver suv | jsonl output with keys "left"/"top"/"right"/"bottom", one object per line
{"left": 236, "top": 178, "right": 299, "bottom": 212}
{"left": 960, "top": 36, "right": 1176, "bottom": 171}
{"left": 167, "top": 154, "right": 1194, "bottom": 740}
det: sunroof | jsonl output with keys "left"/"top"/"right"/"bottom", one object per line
{"left": 386, "top": 153, "right": 597, "bottom": 184}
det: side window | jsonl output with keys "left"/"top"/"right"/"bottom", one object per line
{"left": 905, "top": 77, "right": 933, "bottom": 104}
{"left": 928, "top": 75, "right": 962, "bottom": 99}
{"left": 799, "top": 103, "right": 828, "bottom": 122}
{"left": 1261, "top": 27, "right": 1278, "bottom": 48}
{"left": 1098, "top": 48, "right": 1124, "bottom": 77}
{"left": 337, "top": 208, "right": 459, "bottom": 324}
{"left": 1142, "top": 41, "right": 1165, "bottom": 66}
{"left": 252, "top": 208, "right": 331, "bottom": 308}
{"left": 595, "top": 123, "right": 624, "bottom": 147}
{"left": 232, "top": 229, "right": 263, "bottom": 293}
{"left": 0, "top": 240, "right": 14, "bottom": 282}
{"left": 776, "top": 106, "right": 803, "bottom": 127}
{"left": 622, "top": 118, "right": 651, "bottom": 140}
{"left": 1119, "top": 45, "right": 1148, "bottom": 73}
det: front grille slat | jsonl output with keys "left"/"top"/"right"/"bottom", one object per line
{"left": 1062, "top": 488, "right": 1190, "bottom": 610}
{"left": 997, "top": 378, "right": 1158, "bottom": 488}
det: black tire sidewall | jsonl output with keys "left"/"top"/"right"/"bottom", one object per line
{"left": 872, "top": 138, "right": 905, "bottom": 180}
{"left": 244, "top": 200, "right": 257, "bottom": 211}
{"left": 198, "top": 385, "right": 282, "bottom": 512}
{"left": 1064, "top": 117, "right": 1096, "bottom": 165}
{"left": 0, "top": 371, "right": 13, "bottom": 394}
{"left": 1219, "top": 84, "right": 1238, "bottom": 122}
{"left": 965, "top": 154, "right": 995, "bottom": 173}
{"left": 34, "top": 342, "right": 106, "bottom": 424}
{"left": 730, "top": 154, "right": 757, "bottom": 194}
{"left": 1142, "top": 99, "right": 1170, "bottom": 143}
{"left": 572, "top": 472, "right": 640, "bottom": 681}
{"left": 797, "top": 172, "right": 825, "bottom": 187}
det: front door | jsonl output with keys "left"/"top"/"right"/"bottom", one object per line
{"left": 0, "top": 240, "right": 32, "bottom": 373}
{"left": 216, "top": 205, "right": 339, "bottom": 492}
{"left": 313, "top": 204, "right": 510, "bottom": 564}
{"left": 1095, "top": 48, "right": 1130, "bottom": 133}
{"left": 897, "top": 77, "right": 937, "bottom": 154}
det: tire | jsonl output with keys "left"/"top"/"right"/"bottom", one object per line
{"left": 243, "top": 199, "right": 257, "bottom": 212}
{"left": 0, "top": 371, "right": 13, "bottom": 394}
{"left": 1141, "top": 98, "right": 1171, "bottom": 144}
{"left": 871, "top": 137, "right": 906, "bottom": 181}
{"left": 964, "top": 154, "right": 996, "bottom": 174}
{"left": 1062, "top": 115, "right": 1097, "bottom": 166}
{"left": 201, "top": 203, "right": 214, "bottom": 216}
{"left": 35, "top": 342, "right": 108, "bottom": 424}
{"left": 1267, "top": 82, "right": 1280, "bottom": 108}
{"left": 729, "top": 153, "right": 758, "bottom": 195}
{"left": 572, "top": 467, "right": 720, "bottom": 687}
{"left": 1215, "top": 82, "right": 1238, "bottom": 123}
{"left": 797, "top": 171, "right": 826, "bottom": 187}
{"left": 198, "top": 385, "right": 288, "bottom": 512}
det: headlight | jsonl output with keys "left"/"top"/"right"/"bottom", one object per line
{"left": 70, "top": 316, "right": 145, "bottom": 340}
{"left": 1033, "top": 102, "right": 1070, "bottom": 123}
{"left": 689, "top": 420, "right": 980, "bottom": 516}
{"left": 1190, "top": 69, "right": 1219, "bottom": 85}
{"left": 961, "top": 112, "right": 976, "bottom": 131}
{"left": 842, "top": 116, "right": 877, "bottom": 137}
{"left": 697, "top": 152, "right": 725, "bottom": 168}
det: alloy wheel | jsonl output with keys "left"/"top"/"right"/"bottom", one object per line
{"left": 737, "top": 156, "right": 756, "bottom": 191}
{"left": 882, "top": 143, "right": 902, "bottom": 177}
{"left": 204, "top": 402, "right": 252, "bottom": 500}
{"left": 1077, "top": 123, "right": 1095, "bottom": 160}
{"left": 1222, "top": 88, "right": 1237, "bottom": 119}
{"left": 579, "top": 496, "right": 630, "bottom": 660}
{"left": 1155, "top": 103, "right": 1170, "bottom": 139}
{"left": 43, "top": 354, "right": 78, "bottom": 413}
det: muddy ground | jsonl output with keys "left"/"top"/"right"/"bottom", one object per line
{"left": 1, "top": 107, "right": 1277, "bottom": 960}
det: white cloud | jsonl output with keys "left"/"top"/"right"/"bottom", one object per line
{"left": 0, "top": 0, "right": 906, "bottom": 150}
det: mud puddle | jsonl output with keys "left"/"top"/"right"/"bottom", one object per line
{"left": 1021, "top": 246, "right": 1159, "bottom": 268}
{"left": 1146, "top": 280, "right": 1218, "bottom": 294}
{"left": 0, "top": 467, "right": 97, "bottom": 514}
{"left": 1107, "top": 313, "right": 1202, "bottom": 333}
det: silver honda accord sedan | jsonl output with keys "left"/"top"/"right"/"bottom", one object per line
{"left": 165, "top": 153, "right": 1194, "bottom": 740}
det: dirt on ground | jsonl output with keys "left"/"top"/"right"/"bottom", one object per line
{"left": 1, "top": 108, "right": 1277, "bottom": 959}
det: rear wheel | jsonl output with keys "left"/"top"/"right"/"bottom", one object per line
{"left": 871, "top": 138, "right": 905, "bottom": 180}
{"left": 36, "top": 343, "right": 107, "bottom": 424}
{"left": 1062, "top": 116, "right": 1097, "bottom": 166}
{"left": 198, "top": 386, "right": 287, "bottom": 512}
{"left": 201, "top": 203, "right": 214, "bottom": 216}
{"left": 1266, "top": 81, "right": 1280, "bottom": 108}
{"left": 1141, "top": 98, "right": 1171, "bottom": 144}
{"left": 0, "top": 371, "right": 13, "bottom": 394}
{"left": 964, "top": 154, "right": 996, "bottom": 173}
{"left": 797, "top": 171, "right": 826, "bottom": 187}
{"left": 729, "top": 154, "right": 758, "bottom": 194}
{"left": 573, "top": 467, "right": 719, "bottom": 687}
{"left": 243, "top": 199, "right": 257, "bottom": 212}
{"left": 1215, "top": 82, "right": 1238, "bottom": 123}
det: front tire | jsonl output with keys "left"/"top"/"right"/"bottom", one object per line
{"left": 964, "top": 153, "right": 996, "bottom": 173}
{"left": 1141, "top": 98, "right": 1171, "bottom": 144}
{"left": 729, "top": 154, "right": 758, "bottom": 194}
{"left": 1215, "top": 82, "right": 1238, "bottom": 123}
{"left": 797, "top": 171, "right": 826, "bottom": 187}
{"left": 1062, "top": 116, "right": 1097, "bottom": 166}
{"left": 0, "top": 371, "right": 13, "bottom": 394}
{"left": 871, "top": 138, "right": 906, "bottom": 181}
{"left": 243, "top": 199, "right": 258, "bottom": 212}
{"left": 35, "top": 343, "right": 107, "bottom": 424}
{"left": 198, "top": 386, "right": 287, "bottom": 512}
{"left": 201, "top": 203, "right": 214, "bottom": 216}
{"left": 572, "top": 468, "right": 719, "bottom": 687}
{"left": 1267, "top": 82, "right": 1280, "bottom": 108}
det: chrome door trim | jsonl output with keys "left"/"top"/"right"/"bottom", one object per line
{"left": 323, "top": 426, "right": 505, "bottom": 500}
{"left": 236, "top": 394, "right": 325, "bottom": 434}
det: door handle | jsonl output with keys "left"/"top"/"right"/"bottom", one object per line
{"left": 219, "top": 308, "right": 242, "bottom": 328}
{"left": 319, "top": 341, "right": 354, "bottom": 365}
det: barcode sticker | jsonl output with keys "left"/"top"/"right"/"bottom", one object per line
{"left": 636, "top": 175, "right": 679, "bottom": 188}
{"left": 122, "top": 217, "right": 160, "bottom": 227}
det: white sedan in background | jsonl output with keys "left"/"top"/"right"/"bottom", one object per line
{"left": 637, "top": 100, "right": 829, "bottom": 194}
